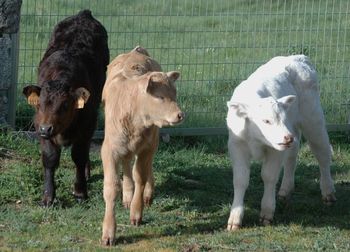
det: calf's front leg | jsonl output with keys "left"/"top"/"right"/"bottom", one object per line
{"left": 227, "top": 141, "right": 251, "bottom": 231}
{"left": 260, "top": 151, "right": 284, "bottom": 225}
{"left": 101, "top": 141, "right": 120, "bottom": 246}
{"left": 40, "top": 139, "right": 61, "bottom": 206}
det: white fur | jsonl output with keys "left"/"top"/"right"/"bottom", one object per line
{"left": 226, "top": 55, "right": 335, "bottom": 230}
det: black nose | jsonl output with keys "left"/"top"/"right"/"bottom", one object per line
{"left": 39, "top": 124, "right": 53, "bottom": 138}
{"left": 178, "top": 112, "right": 185, "bottom": 121}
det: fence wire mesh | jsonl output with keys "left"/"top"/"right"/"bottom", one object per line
{"left": 16, "top": 0, "right": 350, "bottom": 134}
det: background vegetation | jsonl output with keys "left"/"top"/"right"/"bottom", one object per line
{"left": 16, "top": 0, "right": 350, "bottom": 130}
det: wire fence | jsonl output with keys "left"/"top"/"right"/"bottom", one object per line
{"left": 16, "top": 0, "right": 350, "bottom": 134}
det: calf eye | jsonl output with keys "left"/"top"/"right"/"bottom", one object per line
{"left": 155, "top": 95, "right": 164, "bottom": 101}
{"left": 59, "top": 101, "right": 69, "bottom": 111}
{"left": 263, "top": 119, "right": 272, "bottom": 125}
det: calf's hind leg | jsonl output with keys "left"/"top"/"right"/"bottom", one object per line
{"left": 122, "top": 155, "right": 134, "bottom": 208}
{"left": 301, "top": 121, "right": 336, "bottom": 204}
{"left": 130, "top": 148, "right": 155, "bottom": 225}
{"left": 71, "top": 140, "right": 91, "bottom": 201}
{"left": 143, "top": 169, "right": 154, "bottom": 207}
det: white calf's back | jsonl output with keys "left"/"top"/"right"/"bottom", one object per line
{"left": 230, "top": 55, "right": 317, "bottom": 103}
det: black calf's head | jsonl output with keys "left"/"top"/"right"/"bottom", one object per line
{"left": 23, "top": 80, "right": 90, "bottom": 139}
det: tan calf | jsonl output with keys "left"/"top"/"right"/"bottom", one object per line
{"left": 101, "top": 46, "right": 184, "bottom": 246}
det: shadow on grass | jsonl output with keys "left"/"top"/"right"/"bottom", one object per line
{"left": 154, "top": 151, "right": 350, "bottom": 237}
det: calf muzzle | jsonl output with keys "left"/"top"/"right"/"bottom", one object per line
{"left": 178, "top": 112, "right": 185, "bottom": 122}
{"left": 39, "top": 124, "right": 54, "bottom": 139}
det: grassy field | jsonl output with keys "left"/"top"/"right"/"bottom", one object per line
{"left": 0, "top": 132, "right": 349, "bottom": 251}
{"left": 16, "top": 0, "right": 350, "bottom": 130}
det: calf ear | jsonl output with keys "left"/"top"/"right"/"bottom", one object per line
{"left": 23, "top": 85, "right": 41, "bottom": 106}
{"left": 146, "top": 72, "right": 164, "bottom": 94}
{"left": 167, "top": 71, "right": 180, "bottom": 83}
{"left": 227, "top": 101, "right": 248, "bottom": 118}
{"left": 75, "top": 87, "right": 90, "bottom": 109}
{"left": 278, "top": 95, "right": 296, "bottom": 109}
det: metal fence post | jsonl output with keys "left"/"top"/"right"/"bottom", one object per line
{"left": 0, "top": 0, "right": 22, "bottom": 128}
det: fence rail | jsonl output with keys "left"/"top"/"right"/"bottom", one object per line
{"left": 15, "top": 0, "right": 350, "bottom": 134}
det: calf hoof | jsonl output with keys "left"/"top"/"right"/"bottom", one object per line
{"left": 143, "top": 196, "right": 153, "bottom": 207}
{"left": 278, "top": 194, "right": 292, "bottom": 207}
{"left": 259, "top": 216, "right": 273, "bottom": 226}
{"left": 130, "top": 217, "right": 142, "bottom": 226}
{"left": 322, "top": 193, "right": 336, "bottom": 206}
{"left": 41, "top": 193, "right": 54, "bottom": 207}
{"left": 101, "top": 236, "right": 115, "bottom": 246}
{"left": 122, "top": 191, "right": 133, "bottom": 209}
{"left": 123, "top": 201, "right": 131, "bottom": 209}
{"left": 40, "top": 198, "right": 54, "bottom": 207}
{"left": 227, "top": 223, "right": 240, "bottom": 231}
{"left": 73, "top": 191, "right": 88, "bottom": 203}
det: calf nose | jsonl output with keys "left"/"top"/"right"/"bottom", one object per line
{"left": 284, "top": 134, "right": 294, "bottom": 144}
{"left": 39, "top": 124, "right": 53, "bottom": 138}
{"left": 178, "top": 112, "right": 185, "bottom": 121}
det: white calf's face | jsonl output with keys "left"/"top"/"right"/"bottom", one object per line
{"left": 229, "top": 96, "right": 296, "bottom": 151}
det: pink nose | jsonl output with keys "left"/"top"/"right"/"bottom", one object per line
{"left": 284, "top": 134, "right": 294, "bottom": 144}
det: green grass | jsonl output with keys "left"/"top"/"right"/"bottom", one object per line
{"left": 15, "top": 0, "right": 350, "bottom": 130}
{"left": 1, "top": 132, "right": 350, "bottom": 251}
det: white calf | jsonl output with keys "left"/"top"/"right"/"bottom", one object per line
{"left": 226, "top": 55, "right": 336, "bottom": 231}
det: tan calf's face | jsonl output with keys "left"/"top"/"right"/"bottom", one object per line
{"left": 140, "top": 71, "right": 184, "bottom": 128}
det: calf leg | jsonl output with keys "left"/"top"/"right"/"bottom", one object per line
{"left": 129, "top": 148, "right": 154, "bottom": 226}
{"left": 41, "top": 139, "right": 61, "bottom": 206}
{"left": 227, "top": 140, "right": 251, "bottom": 231}
{"left": 71, "top": 140, "right": 90, "bottom": 201}
{"left": 260, "top": 150, "right": 284, "bottom": 225}
{"left": 143, "top": 169, "right": 154, "bottom": 207}
{"left": 122, "top": 155, "right": 134, "bottom": 208}
{"left": 278, "top": 134, "right": 301, "bottom": 201}
{"left": 101, "top": 141, "right": 120, "bottom": 246}
{"left": 302, "top": 122, "right": 336, "bottom": 203}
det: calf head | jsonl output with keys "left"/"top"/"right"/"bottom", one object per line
{"left": 23, "top": 81, "right": 90, "bottom": 139}
{"left": 139, "top": 71, "right": 184, "bottom": 128}
{"left": 228, "top": 95, "right": 296, "bottom": 151}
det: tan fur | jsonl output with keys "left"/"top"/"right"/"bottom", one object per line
{"left": 101, "top": 46, "right": 184, "bottom": 246}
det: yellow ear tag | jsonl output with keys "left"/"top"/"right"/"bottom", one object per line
{"left": 76, "top": 97, "right": 85, "bottom": 109}
{"left": 28, "top": 93, "right": 39, "bottom": 106}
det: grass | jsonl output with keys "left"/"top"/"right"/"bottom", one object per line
{"left": 0, "top": 132, "right": 350, "bottom": 251}
{"left": 15, "top": 0, "right": 350, "bottom": 130}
